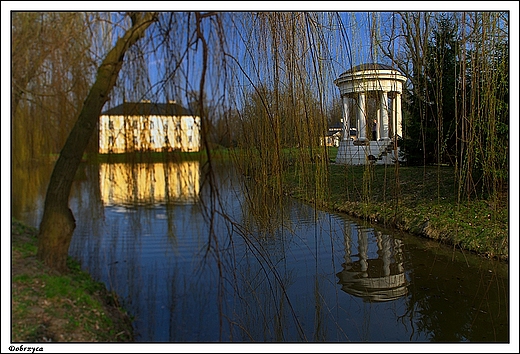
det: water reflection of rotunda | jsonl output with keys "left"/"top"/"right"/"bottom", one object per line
{"left": 336, "top": 224, "right": 407, "bottom": 302}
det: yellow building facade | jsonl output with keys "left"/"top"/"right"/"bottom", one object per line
{"left": 99, "top": 101, "right": 201, "bottom": 153}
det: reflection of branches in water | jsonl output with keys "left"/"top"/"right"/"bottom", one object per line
{"left": 397, "top": 236, "right": 509, "bottom": 342}
{"left": 240, "top": 177, "right": 290, "bottom": 237}
{"left": 396, "top": 295, "right": 418, "bottom": 341}
{"left": 196, "top": 161, "right": 306, "bottom": 340}
{"left": 469, "top": 266, "right": 508, "bottom": 341}
{"left": 223, "top": 215, "right": 308, "bottom": 341}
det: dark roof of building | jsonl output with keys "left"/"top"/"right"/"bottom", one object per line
{"left": 340, "top": 63, "right": 402, "bottom": 76}
{"left": 101, "top": 101, "right": 193, "bottom": 116}
{"left": 328, "top": 122, "right": 343, "bottom": 130}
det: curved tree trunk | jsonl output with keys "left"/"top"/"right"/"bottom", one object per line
{"left": 37, "top": 13, "right": 156, "bottom": 272}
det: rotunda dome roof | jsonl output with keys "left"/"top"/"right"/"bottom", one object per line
{"left": 342, "top": 63, "right": 402, "bottom": 75}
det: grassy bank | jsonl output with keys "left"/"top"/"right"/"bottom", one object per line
{"left": 283, "top": 150, "right": 508, "bottom": 261}
{"left": 11, "top": 218, "right": 134, "bottom": 342}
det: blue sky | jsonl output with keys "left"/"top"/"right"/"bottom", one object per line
{"left": 133, "top": 11, "right": 378, "bottom": 110}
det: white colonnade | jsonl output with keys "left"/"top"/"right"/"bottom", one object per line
{"left": 334, "top": 63, "right": 407, "bottom": 165}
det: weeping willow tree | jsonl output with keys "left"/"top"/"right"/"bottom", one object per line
{"left": 11, "top": 12, "right": 97, "bottom": 246}
{"left": 12, "top": 10, "right": 508, "bottom": 268}
{"left": 11, "top": 12, "right": 94, "bottom": 163}
{"left": 457, "top": 12, "right": 509, "bottom": 205}
{"left": 11, "top": 9, "right": 510, "bottom": 344}
{"left": 226, "top": 12, "right": 349, "bottom": 232}
{"left": 10, "top": 11, "right": 344, "bottom": 272}
{"left": 34, "top": 12, "right": 158, "bottom": 271}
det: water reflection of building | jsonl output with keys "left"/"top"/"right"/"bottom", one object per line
{"left": 336, "top": 224, "right": 407, "bottom": 302}
{"left": 99, "top": 161, "right": 200, "bottom": 205}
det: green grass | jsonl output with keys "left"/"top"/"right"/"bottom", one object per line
{"left": 11, "top": 218, "right": 134, "bottom": 342}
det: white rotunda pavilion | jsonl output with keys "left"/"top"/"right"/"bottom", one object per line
{"left": 334, "top": 63, "right": 407, "bottom": 165}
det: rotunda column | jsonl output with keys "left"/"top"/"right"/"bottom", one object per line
{"left": 357, "top": 92, "right": 368, "bottom": 142}
{"left": 380, "top": 91, "right": 390, "bottom": 140}
{"left": 342, "top": 95, "right": 350, "bottom": 141}
{"left": 343, "top": 222, "right": 353, "bottom": 266}
{"left": 395, "top": 92, "right": 403, "bottom": 138}
{"left": 359, "top": 228, "right": 369, "bottom": 276}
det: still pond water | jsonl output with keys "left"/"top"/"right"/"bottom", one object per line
{"left": 12, "top": 160, "right": 509, "bottom": 342}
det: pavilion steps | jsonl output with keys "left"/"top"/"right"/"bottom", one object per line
{"left": 335, "top": 139, "right": 401, "bottom": 165}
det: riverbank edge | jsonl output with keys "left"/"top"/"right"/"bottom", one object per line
{"left": 282, "top": 163, "right": 508, "bottom": 263}
{"left": 10, "top": 218, "right": 134, "bottom": 342}
{"left": 289, "top": 187, "right": 508, "bottom": 263}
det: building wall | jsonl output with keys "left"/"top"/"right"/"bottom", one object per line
{"left": 99, "top": 114, "right": 200, "bottom": 153}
